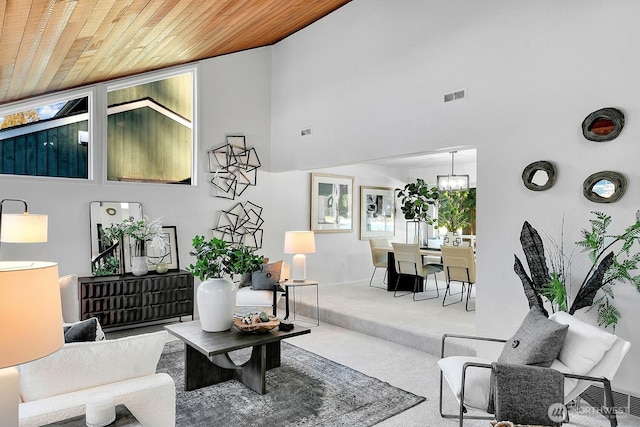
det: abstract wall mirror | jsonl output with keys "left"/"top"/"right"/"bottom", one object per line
{"left": 522, "top": 160, "right": 557, "bottom": 191}
{"left": 581, "top": 108, "right": 625, "bottom": 142}
{"left": 583, "top": 171, "right": 626, "bottom": 203}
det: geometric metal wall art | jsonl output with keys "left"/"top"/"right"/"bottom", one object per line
{"left": 208, "top": 135, "right": 261, "bottom": 199}
{"left": 212, "top": 201, "right": 264, "bottom": 249}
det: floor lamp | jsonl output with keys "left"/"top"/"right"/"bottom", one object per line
{"left": 284, "top": 231, "right": 316, "bottom": 282}
{"left": 0, "top": 261, "right": 64, "bottom": 427}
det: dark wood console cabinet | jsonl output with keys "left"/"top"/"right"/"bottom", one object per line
{"left": 78, "top": 270, "right": 194, "bottom": 329}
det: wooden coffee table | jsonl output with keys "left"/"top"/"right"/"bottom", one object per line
{"left": 165, "top": 320, "right": 310, "bottom": 394}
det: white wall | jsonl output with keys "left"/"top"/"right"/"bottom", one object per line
{"left": 270, "top": 0, "right": 640, "bottom": 395}
{"left": 0, "top": 48, "right": 275, "bottom": 277}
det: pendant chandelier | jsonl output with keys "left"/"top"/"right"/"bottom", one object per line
{"left": 437, "top": 151, "right": 469, "bottom": 191}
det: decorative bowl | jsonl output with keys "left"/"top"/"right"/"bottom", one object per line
{"left": 233, "top": 315, "right": 280, "bottom": 334}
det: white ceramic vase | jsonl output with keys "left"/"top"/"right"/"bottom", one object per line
{"left": 197, "top": 277, "right": 236, "bottom": 332}
{"left": 131, "top": 239, "right": 148, "bottom": 276}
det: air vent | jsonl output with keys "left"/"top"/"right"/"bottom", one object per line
{"left": 444, "top": 89, "right": 466, "bottom": 103}
{"left": 581, "top": 385, "right": 640, "bottom": 418}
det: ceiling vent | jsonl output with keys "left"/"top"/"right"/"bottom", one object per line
{"left": 444, "top": 89, "right": 466, "bottom": 103}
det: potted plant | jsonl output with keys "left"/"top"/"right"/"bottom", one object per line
{"left": 187, "top": 235, "right": 262, "bottom": 331}
{"left": 227, "top": 244, "right": 264, "bottom": 287}
{"left": 514, "top": 211, "right": 640, "bottom": 330}
{"left": 435, "top": 189, "right": 476, "bottom": 235}
{"left": 396, "top": 178, "right": 440, "bottom": 244}
{"left": 100, "top": 216, "right": 164, "bottom": 276}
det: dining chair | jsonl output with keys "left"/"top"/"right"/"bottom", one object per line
{"left": 368, "top": 238, "right": 391, "bottom": 289}
{"left": 441, "top": 245, "right": 476, "bottom": 310}
{"left": 391, "top": 243, "right": 441, "bottom": 301}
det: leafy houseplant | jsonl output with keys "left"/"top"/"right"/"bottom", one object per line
{"left": 514, "top": 211, "right": 640, "bottom": 330}
{"left": 187, "top": 235, "right": 232, "bottom": 280}
{"left": 98, "top": 216, "right": 164, "bottom": 276}
{"left": 435, "top": 189, "right": 475, "bottom": 233}
{"left": 186, "top": 235, "right": 263, "bottom": 279}
{"left": 92, "top": 255, "right": 120, "bottom": 277}
{"left": 396, "top": 178, "right": 440, "bottom": 223}
{"left": 227, "top": 244, "right": 264, "bottom": 276}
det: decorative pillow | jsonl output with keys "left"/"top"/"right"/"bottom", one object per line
{"left": 238, "top": 273, "right": 253, "bottom": 288}
{"left": 251, "top": 260, "right": 283, "bottom": 290}
{"left": 498, "top": 306, "right": 568, "bottom": 367}
{"left": 550, "top": 311, "right": 617, "bottom": 375}
{"left": 63, "top": 317, "right": 105, "bottom": 342}
{"left": 63, "top": 318, "right": 97, "bottom": 343}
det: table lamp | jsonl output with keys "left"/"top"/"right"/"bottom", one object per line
{"left": 0, "top": 261, "right": 64, "bottom": 427}
{"left": 284, "top": 231, "right": 316, "bottom": 282}
{"left": 0, "top": 199, "right": 48, "bottom": 258}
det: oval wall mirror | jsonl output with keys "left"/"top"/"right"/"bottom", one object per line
{"left": 522, "top": 160, "right": 557, "bottom": 191}
{"left": 581, "top": 108, "right": 625, "bottom": 142}
{"left": 583, "top": 171, "right": 626, "bottom": 203}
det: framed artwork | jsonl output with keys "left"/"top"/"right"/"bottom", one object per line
{"left": 311, "top": 173, "right": 354, "bottom": 233}
{"left": 123, "top": 226, "right": 180, "bottom": 273}
{"left": 360, "top": 186, "right": 395, "bottom": 240}
{"left": 148, "top": 226, "right": 180, "bottom": 271}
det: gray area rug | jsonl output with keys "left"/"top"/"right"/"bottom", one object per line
{"left": 157, "top": 339, "right": 426, "bottom": 426}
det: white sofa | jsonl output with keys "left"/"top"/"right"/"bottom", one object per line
{"left": 18, "top": 331, "right": 175, "bottom": 427}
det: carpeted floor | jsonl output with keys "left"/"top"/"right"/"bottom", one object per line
{"left": 156, "top": 339, "right": 425, "bottom": 427}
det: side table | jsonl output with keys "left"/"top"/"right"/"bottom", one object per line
{"left": 283, "top": 280, "right": 319, "bottom": 326}
{"left": 43, "top": 405, "right": 141, "bottom": 426}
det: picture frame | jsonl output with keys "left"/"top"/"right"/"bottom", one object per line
{"left": 310, "top": 173, "right": 354, "bottom": 233}
{"left": 148, "top": 226, "right": 180, "bottom": 271}
{"left": 123, "top": 226, "right": 180, "bottom": 273}
{"left": 360, "top": 186, "right": 395, "bottom": 240}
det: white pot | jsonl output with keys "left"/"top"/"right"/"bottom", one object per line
{"left": 197, "top": 277, "right": 236, "bottom": 332}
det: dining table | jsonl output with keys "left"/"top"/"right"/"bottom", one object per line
{"left": 377, "top": 246, "right": 443, "bottom": 292}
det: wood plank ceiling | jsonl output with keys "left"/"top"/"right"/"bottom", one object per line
{"left": 0, "top": 0, "right": 351, "bottom": 105}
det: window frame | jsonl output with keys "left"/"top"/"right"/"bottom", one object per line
{"left": 0, "top": 87, "right": 95, "bottom": 181}
{"left": 103, "top": 65, "right": 198, "bottom": 186}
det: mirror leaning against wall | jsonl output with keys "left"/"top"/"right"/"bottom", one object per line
{"left": 90, "top": 201, "right": 143, "bottom": 275}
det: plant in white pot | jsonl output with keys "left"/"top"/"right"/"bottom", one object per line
{"left": 187, "top": 235, "right": 253, "bottom": 332}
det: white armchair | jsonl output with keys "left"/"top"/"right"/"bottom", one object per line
{"left": 59, "top": 274, "right": 81, "bottom": 323}
{"left": 438, "top": 310, "right": 631, "bottom": 426}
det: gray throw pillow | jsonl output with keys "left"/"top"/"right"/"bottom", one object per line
{"left": 498, "top": 306, "right": 568, "bottom": 367}
{"left": 63, "top": 317, "right": 98, "bottom": 343}
{"left": 251, "top": 260, "right": 283, "bottom": 290}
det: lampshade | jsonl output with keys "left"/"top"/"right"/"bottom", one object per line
{"left": 283, "top": 231, "right": 316, "bottom": 254}
{"left": 0, "top": 261, "right": 63, "bottom": 368}
{"left": 284, "top": 231, "right": 315, "bottom": 282}
{"left": 0, "top": 213, "right": 48, "bottom": 243}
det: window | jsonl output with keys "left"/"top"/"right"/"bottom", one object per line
{"left": 0, "top": 93, "right": 91, "bottom": 179}
{"left": 106, "top": 69, "right": 195, "bottom": 184}
{"left": 0, "top": 65, "right": 196, "bottom": 184}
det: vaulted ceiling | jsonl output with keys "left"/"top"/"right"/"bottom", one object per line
{"left": 0, "top": 0, "right": 351, "bottom": 106}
